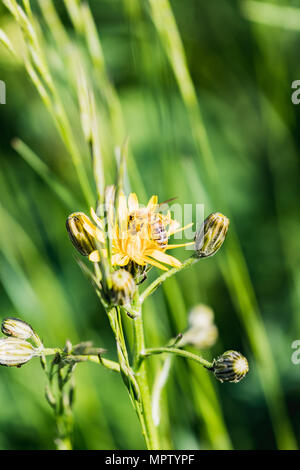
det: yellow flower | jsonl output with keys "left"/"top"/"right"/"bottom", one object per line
{"left": 88, "top": 192, "right": 193, "bottom": 271}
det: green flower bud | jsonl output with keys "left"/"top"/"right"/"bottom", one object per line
{"left": 66, "top": 212, "right": 97, "bottom": 256}
{"left": 213, "top": 350, "right": 249, "bottom": 383}
{"left": 110, "top": 269, "right": 136, "bottom": 306}
{"left": 195, "top": 212, "right": 229, "bottom": 258}
{"left": 0, "top": 337, "right": 40, "bottom": 367}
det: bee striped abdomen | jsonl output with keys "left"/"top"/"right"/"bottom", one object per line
{"left": 151, "top": 220, "right": 168, "bottom": 247}
{"left": 127, "top": 209, "right": 169, "bottom": 247}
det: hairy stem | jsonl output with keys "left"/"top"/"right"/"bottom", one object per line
{"left": 42, "top": 348, "right": 120, "bottom": 372}
{"left": 139, "top": 347, "right": 214, "bottom": 370}
{"left": 140, "top": 255, "right": 199, "bottom": 303}
{"left": 132, "top": 305, "right": 160, "bottom": 450}
{"left": 106, "top": 307, "right": 152, "bottom": 448}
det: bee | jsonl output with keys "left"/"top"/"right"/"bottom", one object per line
{"left": 127, "top": 197, "right": 177, "bottom": 246}
{"left": 128, "top": 210, "right": 170, "bottom": 248}
{"left": 149, "top": 213, "right": 169, "bottom": 247}
{"left": 128, "top": 209, "right": 148, "bottom": 235}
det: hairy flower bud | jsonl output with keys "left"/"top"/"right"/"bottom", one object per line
{"left": 66, "top": 212, "right": 98, "bottom": 256}
{"left": 195, "top": 212, "right": 229, "bottom": 258}
{"left": 213, "top": 350, "right": 249, "bottom": 383}
{"left": 110, "top": 269, "right": 136, "bottom": 306}
{"left": 0, "top": 337, "right": 39, "bottom": 367}
{"left": 2, "top": 317, "right": 34, "bottom": 340}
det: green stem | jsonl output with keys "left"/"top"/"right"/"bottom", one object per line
{"left": 42, "top": 348, "right": 120, "bottom": 372}
{"left": 132, "top": 308, "right": 160, "bottom": 450}
{"left": 67, "top": 355, "right": 121, "bottom": 372}
{"left": 140, "top": 347, "right": 214, "bottom": 370}
{"left": 140, "top": 255, "right": 199, "bottom": 303}
{"left": 42, "top": 348, "right": 61, "bottom": 355}
{"left": 55, "top": 435, "right": 72, "bottom": 450}
{"left": 107, "top": 307, "right": 153, "bottom": 449}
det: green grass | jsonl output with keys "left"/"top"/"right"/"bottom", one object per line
{"left": 0, "top": 0, "right": 299, "bottom": 449}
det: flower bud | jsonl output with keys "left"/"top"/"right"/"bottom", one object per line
{"left": 66, "top": 212, "right": 98, "bottom": 256}
{"left": 109, "top": 269, "right": 136, "bottom": 306}
{"left": 0, "top": 337, "right": 39, "bottom": 367}
{"left": 213, "top": 350, "right": 249, "bottom": 383}
{"left": 2, "top": 317, "right": 34, "bottom": 340}
{"left": 180, "top": 304, "right": 218, "bottom": 349}
{"left": 195, "top": 212, "right": 229, "bottom": 258}
{"left": 188, "top": 304, "right": 214, "bottom": 328}
{"left": 181, "top": 325, "right": 218, "bottom": 349}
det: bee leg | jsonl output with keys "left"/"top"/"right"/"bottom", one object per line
{"left": 126, "top": 310, "right": 136, "bottom": 319}
{"left": 137, "top": 272, "right": 147, "bottom": 285}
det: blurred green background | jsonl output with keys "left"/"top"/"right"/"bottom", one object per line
{"left": 0, "top": 0, "right": 300, "bottom": 450}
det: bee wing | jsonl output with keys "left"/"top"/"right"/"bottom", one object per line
{"left": 158, "top": 197, "right": 178, "bottom": 207}
{"left": 154, "top": 197, "right": 178, "bottom": 214}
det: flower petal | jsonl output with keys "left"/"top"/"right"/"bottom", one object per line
{"left": 95, "top": 228, "right": 105, "bottom": 243}
{"left": 169, "top": 222, "right": 193, "bottom": 236}
{"left": 143, "top": 256, "right": 169, "bottom": 271}
{"left": 148, "top": 249, "right": 182, "bottom": 267}
{"left": 111, "top": 253, "right": 130, "bottom": 266}
{"left": 128, "top": 193, "right": 139, "bottom": 212}
{"left": 89, "top": 250, "right": 101, "bottom": 262}
{"left": 166, "top": 242, "right": 195, "bottom": 249}
{"left": 118, "top": 191, "right": 128, "bottom": 234}
{"left": 147, "top": 195, "right": 158, "bottom": 210}
{"left": 90, "top": 207, "right": 103, "bottom": 228}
